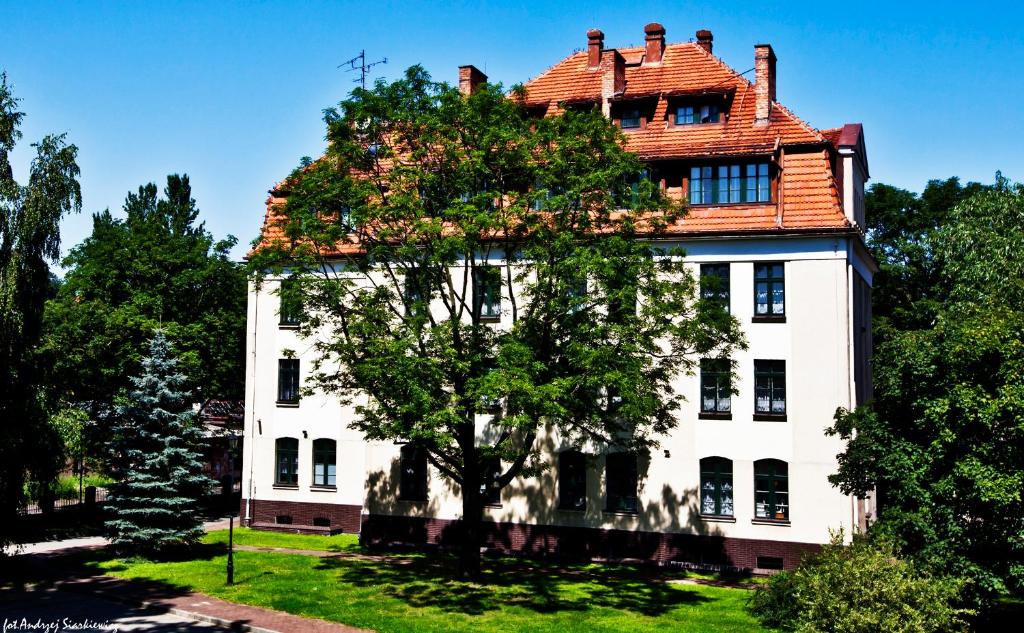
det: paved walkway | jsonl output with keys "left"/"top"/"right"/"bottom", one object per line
{"left": 1, "top": 586, "right": 224, "bottom": 632}
{"left": 16, "top": 518, "right": 234, "bottom": 555}
{"left": 9, "top": 520, "right": 372, "bottom": 633}
{"left": 54, "top": 572, "right": 372, "bottom": 633}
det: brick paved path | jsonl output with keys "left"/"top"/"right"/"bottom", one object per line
{"left": 15, "top": 549, "right": 373, "bottom": 633}
{"left": 57, "top": 572, "right": 373, "bottom": 633}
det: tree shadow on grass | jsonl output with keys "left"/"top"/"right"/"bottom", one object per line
{"left": 314, "top": 552, "right": 713, "bottom": 616}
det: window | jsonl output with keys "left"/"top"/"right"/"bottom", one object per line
{"left": 689, "top": 162, "right": 770, "bottom": 205}
{"left": 312, "top": 439, "right": 336, "bottom": 487}
{"left": 754, "top": 459, "right": 789, "bottom": 521}
{"left": 275, "top": 438, "right": 298, "bottom": 486}
{"left": 278, "top": 279, "right": 302, "bottom": 326}
{"left": 700, "top": 359, "right": 732, "bottom": 416}
{"left": 618, "top": 168, "right": 651, "bottom": 209}
{"left": 558, "top": 451, "right": 587, "bottom": 511}
{"left": 277, "top": 359, "right": 300, "bottom": 404}
{"left": 608, "top": 264, "right": 637, "bottom": 323}
{"left": 481, "top": 457, "right": 502, "bottom": 506}
{"left": 605, "top": 452, "right": 638, "bottom": 513}
{"left": 676, "top": 103, "right": 720, "bottom": 125}
{"left": 337, "top": 205, "right": 352, "bottom": 230}
{"left": 754, "top": 263, "right": 785, "bottom": 317}
{"left": 565, "top": 276, "right": 587, "bottom": 315}
{"left": 399, "top": 444, "right": 428, "bottom": 501}
{"left": 619, "top": 106, "right": 642, "bottom": 129}
{"left": 754, "top": 360, "right": 786, "bottom": 418}
{"left": 700, "top": 457, "right": 734, "bottom": 516}
{"left": 473, "top": 266, "right": 502, "bottom": 321}
{"left": 404, "top": 268, "right": 433, "bottom": 317}
{"left": 700, "top": 263, "right": 730, "bottom": 311}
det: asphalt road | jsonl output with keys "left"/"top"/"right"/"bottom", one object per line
{"left": 0, "top": 587, "right": 225, "bottom": 632}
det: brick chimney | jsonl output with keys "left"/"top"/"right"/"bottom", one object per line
{"left": 696, "top": 29, "right": 713, "bottom": 54}
{"left": 458, "top": 65, "right": 488, "bottom": 96}
{"left": 600, "top": 49, "right": 625, "bottom": 117}
{"left": 587, "top": 28, "right": 604, "bottom": 69}
{"left": 754, "top": 44, "right": 776, "bottom": 124}
{"left": 644, "top": 22, "right": 666, "bottom": 64}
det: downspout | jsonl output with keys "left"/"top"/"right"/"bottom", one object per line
{"left": 845, "top": 245, "right": 858, "bottom": 535}
{"left": 774, "top": 138, "right": 784, "bottom": 228}
{"left": 245, "top": 280, "right": 259, "bottom": 526}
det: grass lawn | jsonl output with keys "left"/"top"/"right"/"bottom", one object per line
{"left": 201, "top": 527, "right": 361, "bottom": 552}
{"left": 90, "top": 528, "right": 770, "bottom": 633}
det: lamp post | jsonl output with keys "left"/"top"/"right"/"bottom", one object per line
{"left": 226, "top": 432, "right": 239, "bottom": 585}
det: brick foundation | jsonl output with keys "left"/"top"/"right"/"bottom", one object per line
{"left": 239, "top": 498, "right": 820, "bottom": 571}
{"left": 360, "top": 513, "right": 821, "bottom": 571}
{"left": 240, "top": 498, "right": 361, "bottom": 535}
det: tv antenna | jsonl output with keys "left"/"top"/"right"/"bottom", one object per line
{"left": 339, "top": 50, "right": 388, "bottom": 90}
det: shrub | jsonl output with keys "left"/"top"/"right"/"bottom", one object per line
{"left": 749, "top": 530, "right": 971, "bottom": 632}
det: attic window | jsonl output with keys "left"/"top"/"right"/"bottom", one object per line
{"left": 676, "top": 104, "right": 720, "bottom": 125}
{"left": 620, "top": 106, "right": 642, "bottom": 129}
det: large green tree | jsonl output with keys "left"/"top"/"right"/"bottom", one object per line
{"left": 864, "top": 177, "right": 992, "bottom": 341}
{"left": 252, "top": 67, "right": 744, "bottom": 576}
{"left": 0, "top": 72, "right": 81, "bottom": 549}
{"left": 41, "top": 175, "right": 247, "bottom": 408}
{"left": 830, "top": 178, "right": 1024, "bottom": 604}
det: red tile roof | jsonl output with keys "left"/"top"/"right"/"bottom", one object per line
{"left": 254, "top": 32, "right": 862, "bottom": 256}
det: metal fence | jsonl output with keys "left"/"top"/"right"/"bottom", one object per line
{"left": 21, "top": 487, "right": 108, "bottom": 516}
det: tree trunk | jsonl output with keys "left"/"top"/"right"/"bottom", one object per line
{"left": 459, "top": 474, "right": 483, "bottom": 580}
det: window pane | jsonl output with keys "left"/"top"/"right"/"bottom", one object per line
{"left": 701, "top": 479, "right": 716, "bottom": 514}
{"left": 721, "top": 479, "right": 734, "bottom": 514}
{"left": 772, "top": 283, "right": 785, "bottom": 315}
{"left": 755, "top": 282, "right": 769, "bottom": 315}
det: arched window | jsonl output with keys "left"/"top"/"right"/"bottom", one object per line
{"left": 312, "top": 439, "right": 336, "bottom": 487}
{"left": 275, "top": 438, "right": 298, "bottom": 486}
{"left": 700, "top": 457, "right": 733, "bottom": 516}
{"left": 399, "top": 444, "right": 428, "bottom": 501}
{"left": 754, "top": 459, "right": 789, "bottom": 521}
{"left": 558, "top": 450, "right": 587, "bottom": 511}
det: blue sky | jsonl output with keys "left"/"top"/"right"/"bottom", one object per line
{"left": 2, "top": 1, "right": 1021, "bottom": 264}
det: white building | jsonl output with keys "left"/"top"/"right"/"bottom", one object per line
{"left": 241, "top": 23, "right": 874, "bottom": 571}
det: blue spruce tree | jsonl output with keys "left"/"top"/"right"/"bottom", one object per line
{"left": 105, "top": 331, "right": 213, "bottom": 553}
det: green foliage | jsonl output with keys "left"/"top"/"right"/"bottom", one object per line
{"left": 749, "top": 531, "right": 969, "bottom": 632}
{"left": 830, "top": 180, "right": 1024, "bottom": 604}
{"left": 104, "top": 332, "right": 214, "bottom": 554}
{"left": 0, "top": 71, "right": 82, "bottom": 551}
{"left": 864, "top": 177, "right": 993, "bottom": 341}
{"left": 250, "top": 66, "right": 744, "bottom": 575}
{"left": 40, "top": 175, "right": 247, "bottom": 407}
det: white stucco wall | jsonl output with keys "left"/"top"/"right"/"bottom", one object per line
{"left": 242, "top": 234, "right": 873, "bottom": 546}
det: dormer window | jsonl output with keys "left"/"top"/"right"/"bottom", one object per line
{"left": 676, "top": 103, "right": 720, "bottom": 125}
{"left": 619, "top": 106, "right": 642, "bottom": 129}
{"left": 689, "top": 162, "right": 771, "bottom": 205}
